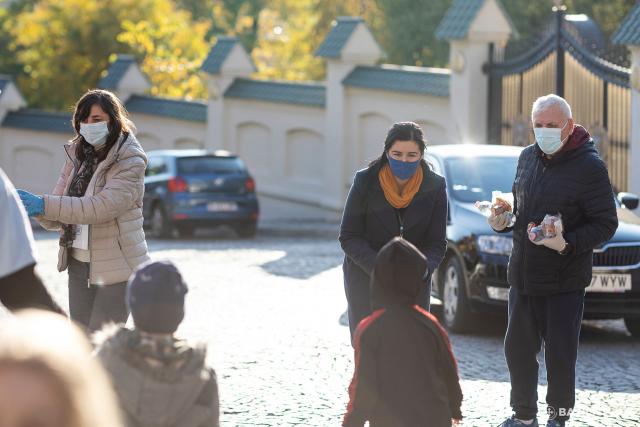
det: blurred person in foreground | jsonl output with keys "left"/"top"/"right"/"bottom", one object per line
{"left": 95, "top": 260, "right": 219, "bottom": 427}
{"left": 343, "top": 237, "right": 463, "bottom": 427}
{"left": 0, "top": 309, "right": 121, "bottom": 427}
{"left": 0, "top": 167, "right": 64, "bottom": 314}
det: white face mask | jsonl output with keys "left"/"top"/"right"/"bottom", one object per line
{"left": 80, "top": 121, "right": 109, "bottom": 148}
{"left": 533, "top": 120, "right": 570, "bottom": 155}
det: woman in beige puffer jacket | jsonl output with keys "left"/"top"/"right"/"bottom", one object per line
{"left": 18, "top": 89, "right": 150, "bottom": 332}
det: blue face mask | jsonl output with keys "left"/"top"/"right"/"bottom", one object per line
{"left": 387, "top": 155, "right": 420, "bottom": 180}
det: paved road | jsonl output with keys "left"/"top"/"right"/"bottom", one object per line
{"left": 14, "top": 231, "right": 640, "bottom": 426}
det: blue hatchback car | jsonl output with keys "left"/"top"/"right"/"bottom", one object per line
{"left": 143, "top": 150, "right": 259, "bottom": 238}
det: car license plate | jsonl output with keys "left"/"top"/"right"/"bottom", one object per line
{"left": 207, "top": 202, "right": 238, "bottom": 212}
{"left": 587, "top": 274, "right": 632, "bottom": 293}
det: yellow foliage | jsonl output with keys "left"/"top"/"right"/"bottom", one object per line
{"left": 7, "top": 0, "right": 210, "bottom": 109}
{"left": 252, "top": 0, "right": 325, "bottom": 82}
{"left": 251, "top": 0, "right": 379, "bottom": 82}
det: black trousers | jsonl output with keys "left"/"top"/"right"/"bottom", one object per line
{"left": 505, "top": 286, "right": 585, "bottom": 422}
{"left": 68, "top": 257, "right": 129, "bottom": 332}
{"left": 344, "top": 270, "right": 432, "bottom": 341}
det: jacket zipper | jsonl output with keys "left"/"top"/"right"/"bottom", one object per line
{"left": 87, "top": 160, "right": 105, "bottom": 287}
{"left": 83, "top": 134, "right": 129, "bottom": 286}
{"left": 521, "top": 155, "right": 547, "bottom": 290}
{"left": 88, "top": 166, "right": 100, "bottom": 288}
{"left": 87, "top": 223, "right": 93, "bottom": 288}
{"left": 396, "top": 210, "right": 405, "bottom": 238}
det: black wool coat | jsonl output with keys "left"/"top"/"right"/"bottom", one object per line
{"left": 501, "top": 132, "right": 618, "bottom": 295}
{"left": 339, "top": 162, "right": 448, "bottom": 304}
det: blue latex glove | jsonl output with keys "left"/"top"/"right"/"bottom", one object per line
{"left": 17, "top": 189, "right": 44, "bottom": 217}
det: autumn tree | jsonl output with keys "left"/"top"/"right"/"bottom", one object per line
{"left": 373, "top": 0, "right": 450, "bottom": 67}
{"left": 252, "top": 0, "right": 381, "bottom": 81}
{"left": 175, "top": 0, "right": 265, "bottom": 52}
{"left": 2, "top": 0, "right": 638, "bottom": 109}
{"left": 0, "top": 0, "right": 38, "bottom": 78}
{"left": 6, "top": 0, "right": 209, "bottom": 109}
{"left": 116, "top": 0, "right": 210, "bottom": 100}
{"left": 501, "top": 0, "right": 638, "bottom": 40}
{"left": 252, "top": 0, "right": 325, "bottom": 81}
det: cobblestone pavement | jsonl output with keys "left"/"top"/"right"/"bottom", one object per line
{"left": 13, "top": 230, "right": 640, "bottom": 426}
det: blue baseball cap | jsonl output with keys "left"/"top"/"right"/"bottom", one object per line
{"left": 126, "top": 260, "right": 188, "bottom": 333}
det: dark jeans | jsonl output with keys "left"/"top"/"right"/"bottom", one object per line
{"left": 505, "top": 286, "right": 585, "bottom": 422}
{"left": 345, "top": 270, "right": 432, "bottom": 341}
{"left": 68, "top": 257, "right": 128, "bottom": 332}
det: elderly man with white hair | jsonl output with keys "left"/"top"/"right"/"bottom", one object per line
{"left": 489, "top": 94, "right": 618, "bottom": 427}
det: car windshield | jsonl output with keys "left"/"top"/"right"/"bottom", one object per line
{"left": 177, "top": 156, "right": 245, "bottom": 174}
{"left": 445, "top": 156, "right": 518, "bottom": 203}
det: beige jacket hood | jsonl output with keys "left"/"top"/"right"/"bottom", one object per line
{"left": 38, "top": 133, "right": 150, "bottom": 285}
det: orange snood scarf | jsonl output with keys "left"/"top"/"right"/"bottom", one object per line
{"left": 378, "top": 163, "right": 423, "bottom": 209}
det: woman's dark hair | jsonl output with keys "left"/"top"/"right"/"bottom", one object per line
{"left": 72, "top": 89, "right": 133, "bottom": 163}
{"left": 369, "top": 121, "right": 428, "bottom": 169}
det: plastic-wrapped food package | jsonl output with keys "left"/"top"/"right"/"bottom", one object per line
{"left": 542, "top": 214, "right": 560, "bottom": 238}
{"left": 475, "top": 191, "right": 515, "bottom": 227}
{"left": 528, "top": 214, "right": 562, "bottom": 242}
{"left": 475, "top": 201, "right": 493, "bottom": 215}
{"left": 491, "top": 191, "right": 514, "bottom": 215}
{"left": 528, "top": 225, "right": 546, "bottom": 242}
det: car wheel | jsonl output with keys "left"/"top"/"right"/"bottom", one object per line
{"left": 151, "top": 205, "right": 173, "bottom": 239}
{"left": 624, "top": 317, "right": 640, "bottom": 338}
{"left": 441, "top": 256, "right": 475, "bottom": 332}
{"left": 236, "top": 221, "right": 257, "bottom": 238}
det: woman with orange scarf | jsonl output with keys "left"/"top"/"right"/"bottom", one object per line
{"left": 339, "top": 122, "right": 448, "bottom": 340}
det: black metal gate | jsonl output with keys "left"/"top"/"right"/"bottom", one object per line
{"left": 485, "top": 6, "right": 632, "bottom": 192}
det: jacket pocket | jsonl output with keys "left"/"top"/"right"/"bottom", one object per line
{"left": 559, "top": 253, "right": 592, "bottom": 289}
{"left": 524, "top": 241, "right": 565, "bottom": 288}
{"left": 57, "top": 246, "right": 69, "bottom": 272}
{"left": 114, "top": 218, "right": 124, "bottom": 251}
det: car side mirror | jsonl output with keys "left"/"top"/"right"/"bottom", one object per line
{"left": 618, "top": 192, "right": 639, "bottom": 210}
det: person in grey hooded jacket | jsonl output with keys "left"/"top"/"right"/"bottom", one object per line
{"left": 94, "top": 260, "right": 219, "bottom": 427}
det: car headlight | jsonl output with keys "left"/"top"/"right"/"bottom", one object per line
{"left": 476, "top": 235, "right": 513, "bottom": 255}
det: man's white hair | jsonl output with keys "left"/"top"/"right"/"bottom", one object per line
{"left": 531, "top": 94, "right": 572, "bottom": 122}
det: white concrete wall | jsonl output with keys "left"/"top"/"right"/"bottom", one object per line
{"left": 0, "top": 112, "right": 206, "bottom": 195}
{"left": 0, "top": 80, "right": 460, "bottom": 212}
{"left": 343, "top": 87, "right": 454, "bottom": 190}
{"left": 129, "top": 112, "right": 206, "bottom": 152}
{"left": 222, "top": 99, "right": 326, "bottom": 205}
{"left": 449, "top": 40, "right": 491, "bottom": 145}
{"left": 0, "top": 128, "right": 70, "bottom": 195}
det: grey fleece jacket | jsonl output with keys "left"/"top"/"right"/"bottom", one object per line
{"left": 95, "top": 326, "right": 219, "bottom": 427}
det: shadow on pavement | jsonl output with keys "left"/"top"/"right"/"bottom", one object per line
{"left": 437, "top": 311, "right": 640, "bottom": 393}
{"left": 260, "top": 252, "right": 342, "bottom": 280}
